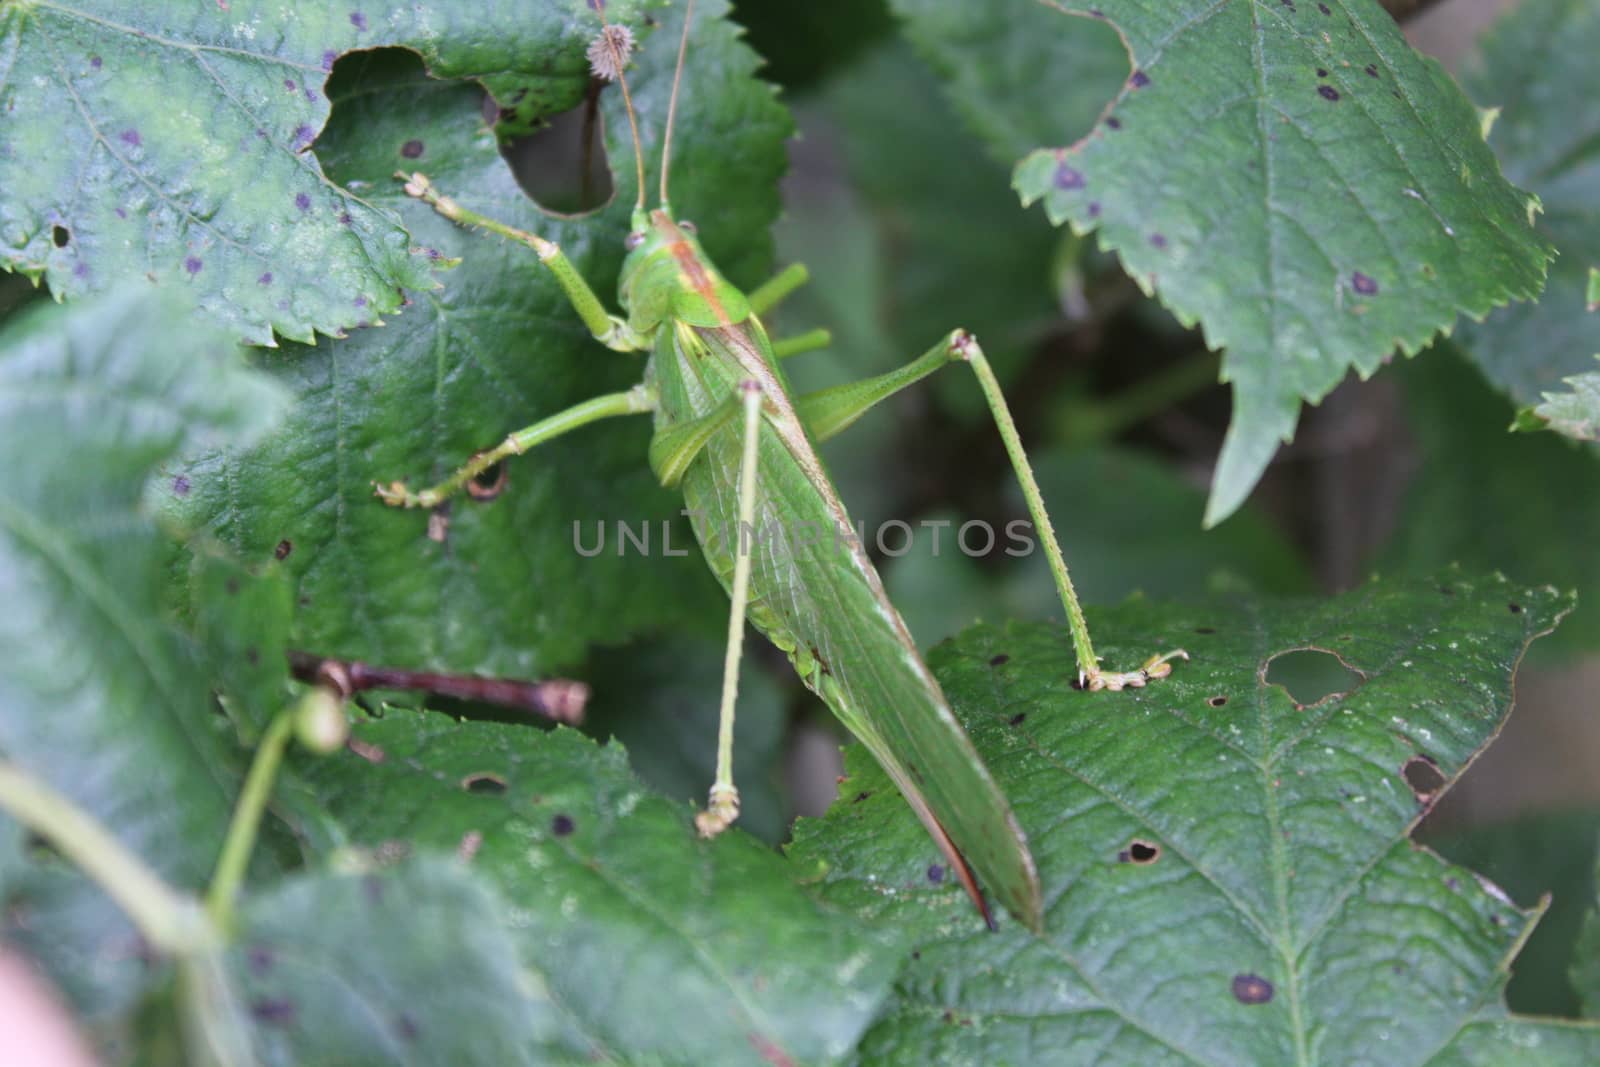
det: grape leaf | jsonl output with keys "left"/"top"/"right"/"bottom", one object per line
{"left": 0, "top": 0, "right": 685, "bottom": 344}
{"left": 1517, "top": 357, "right": 1600, "bottom": 443}
{"left": 891, "top": 0, "right": 1553, "bottom": 525}
{"left": 1454, "top": 0, "right": 1600, "bottom": 431}
{"left": 162, "top": 0, "right": 789, "bottom": 676}
{"left": 792, "top": 573, "right": 1600, "bottom": 1064}
{"left": 293, "top": 717, "right": 903, "bottom": 1066}
{"left": 0, "top": 287, "right": 285, "bottom": 882}
{"left": 212, "top": 859, "right": 561, "bottom": 1066}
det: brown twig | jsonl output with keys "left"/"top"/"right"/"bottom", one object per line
{"left": 287, "top": 651, "right": 589, "bottom": 725}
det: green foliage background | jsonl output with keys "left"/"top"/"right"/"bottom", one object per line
{"left": 2, "top": 0, "right": 1598, "bottom": 1063}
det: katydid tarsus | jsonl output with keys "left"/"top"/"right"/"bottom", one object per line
{"left": 376, "top": 0, "right": 1185, "bottom": 932}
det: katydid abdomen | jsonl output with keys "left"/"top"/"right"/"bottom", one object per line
{"left": 649, "top": 309, "right": 1041, "bottom": 928}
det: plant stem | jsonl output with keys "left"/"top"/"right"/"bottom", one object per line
{"left": 0, "top": 762, "right": 207, "bottom": 955}
{"left": 205, "top": 710, "right": 294, "bottom": 931}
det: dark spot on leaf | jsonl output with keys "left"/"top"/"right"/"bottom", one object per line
{"left": 225, "top": 577, "right": 240, "bottom": 595}
{"left": 551, "top": 813, "right": 575, "bottom": 836}
{"left": 1318, "top": 85, "right": 1340, "bottom": 102}
{"left": 1508, "top": 602, "right": 1523, "bottom": 614}
{"left": 1402, "top": 755, "right": 1445, "bottom": 801}
{"left": 251, "top": 998, "right": 295, "bottom": 1025}
{"left": 1352, "top": 271, "right": 1379, "bottom": 295}
{"left": 1008, "top": 712, "right": 1027, "bottom": 726}
{"left": 274, "top": 539, "right": 293, "bottom": 560}
{"left": 401, "top": 138, "right": 424, "bottom": 159}
{"left": 1120, "top": 839, "right": 1160, "bottom": 864}
{"left": 1446, "top": 876, "right": 1461, "bottom": 891}
{"left": 1130, "top": 70, "right": 1150, "bottom": 88}
{"left": 1150, "top": 233, "right": 1168, "bottom": 249}
{"left": 51, "top": 225, "right": 69, "bottom": 247}
{"left": 395, "top": 1012, "right": 419, "bottom": 1041}
{"left": 1232, "top": 974, "right": 1274, "bottom": 1005}
{"left": 1490, "top": 913, "right": 1504, "bottom": 926}
{"left": 338, "top": 212, "right": 353, "bottom": 226}
{"left": 1105, "top": 116, "right": 1122, "bottom": 130}
{"left": 989, "top": 654, "right": 1010, "bottom": 666}
{"left": 363, "top": 874, "right": 384, "bottom": 903}
{"left": 927, "top": 864, "right": 945, "bottom": 884}
{"left": 1208, "top": 695, "right": 1229, "bottom": 708}
{"left": 1194, "top": 626, "right": 1216, "bottom": 634}
{"left": 1439, "top": 584, "right": 1455, "bottom": 596}
{"left": 185, "top": 256, "right": 203, "bottom": 275}
{"left": 852, "top": 791, "right": 872, "bottom": 803}
{"left": 462, "top": 772, "right": 507, "bottom": 795}
{"left": 119, "top": 129, "right": 141, "bottom": 147}
{"left": 1054, "top": 164, "right": 1086, "bottom": 190}
{"left": 247, "top": 945, "right": 274, "bottom": 975}
{"left": 350, "top": 12, "right": 368, "bottom": 31}
{"left": 245, "top": 647, "right": 259, "bottom": 665}
{"left": 283, "top": 79, "right": 295, "bottom": 91}
{"left": 1319, "top": 2, "right": 1330, "bottom": 12}
{"left": 1366, "top": 64, "right": 1379, "bottom": 78}
{"left": 1316, "top": 68, "right": 1328, "bottom": 78}
{"left": 172, "top": 475, "right": 191, "bottom": 496}
{"left": 295, "top": 190, "right": 313, "bottom": 212}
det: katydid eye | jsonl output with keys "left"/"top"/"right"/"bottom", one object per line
{"left": 678, "top": 220, "right": 697, "bottom": 234}
{"left": 624, "top": 231, "right": 646, "bottom": 250}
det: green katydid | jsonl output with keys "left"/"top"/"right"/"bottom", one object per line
{"left": 376, "top": 0, "right": 1185, "bottom": 932}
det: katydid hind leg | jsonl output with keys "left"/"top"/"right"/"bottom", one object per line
{"left": 695, "top": 380, "right": 766, "bottom": 838}
{"left": 800, "top": 328, "right": 1187, "bottom": 691}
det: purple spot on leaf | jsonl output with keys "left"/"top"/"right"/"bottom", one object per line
{"left": 350, "top": 11, "right": 368, "bottom": 30}
{"left": 1087, "top": 202, "right": 1102, "bottom": 218}
{"left": 284, "top": 79, "right": 296, "bottom": 91}
{"left": 295, "top": 193, "right": 311, "bottom": 211}
{"left": 115, "top": 207, "right": 127, "bottom": 219}
{"left": 90, "top": 55, "right": 102, "bottom": 69}
{"left": 1130, "top": 70, "right": 1150, "bottom": 88}
{"left": 258, "top": 272, "right": 273, "bottom": 285}
{"left": 322, "top": 50, "right": 338, "bottom": 70}
{"left": 172, "top": 475, "right": 191, "bottom": 496}
{"left": 1054, "top": 164, "right": 1086, "bottom": 190}
{"left": 1150, "top": 233, "right": 1169, "bottom": 249}
{"left": 354, "top": 296, "right": 366, "bottom": 307}
{"left": 119, "top": 129, "right": 141, "bottom": 147}
{"left": 293, "top": 124, "right": 315, "bottom": 149}
{"left": 1352, "top": 271, "right": 1379, "bottom": 295}
{"left": 73, "top": 262, "right": 88, "bottom": 278}
{"left": 338, "top": 212, "right": 353, "bottom": 226}
{"left": 184, "top": 256, "right": 203, "bottom": 275}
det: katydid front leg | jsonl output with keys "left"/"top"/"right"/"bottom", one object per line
{"left": 799, "top": 329, "right": 1187, "bottom": 692}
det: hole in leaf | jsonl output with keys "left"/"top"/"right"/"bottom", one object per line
{"left": 461, "top": 772, "right": 507, "bottom": 794}
{"left": 1118, "top": 839, "right": 1161, "bottom": 865}
{"left": 497, "top": 80, "right": 614, "bottom": 216}
{"left": 51, "top": 225, "right": 70, "bottom": 247}
{"left": 1402, "top": 755, "right": 1445, "bottom": 800}
{"left": 1207, "top": 695, "right": 1228, "bottom": 708}
{"left": 467, "top": 461, "right": 507, "bottom": 501}
{"left": 1265, "top": 649, "right": 1361, "bottom": 708}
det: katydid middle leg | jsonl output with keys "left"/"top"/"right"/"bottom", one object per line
{"left": 799, "top": 329, "right": 1187, "bottom": 692}
{"left": 375, "top": 385, "right": 655, "bottom": 509}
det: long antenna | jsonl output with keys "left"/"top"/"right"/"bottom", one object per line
{"left": 659, "top": 0, "right": 695, "bottom": 207}
{"left": 589, "top": 2, "right": 647, "bottom": 211}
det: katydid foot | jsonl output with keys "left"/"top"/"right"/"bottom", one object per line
{"left": 695, "top": 784, "right": 741, "bottom": 838}
{"left": 1081, "top": 649, "right": 1190, "bottom": 692}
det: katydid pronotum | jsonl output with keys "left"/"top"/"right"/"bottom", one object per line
{"left": 376, "top": 1, "right": 1185, "bottom": 932}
